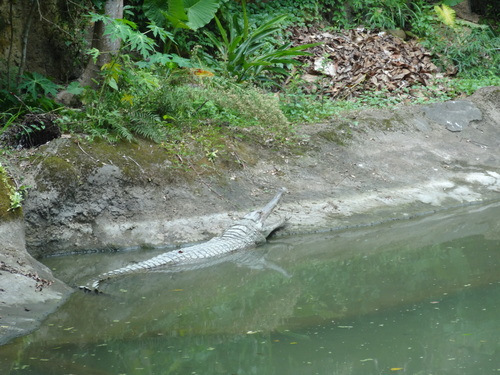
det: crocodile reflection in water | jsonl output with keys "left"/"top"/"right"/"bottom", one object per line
{"left": 151, "top": 246, "right": 291, "bottom": 278}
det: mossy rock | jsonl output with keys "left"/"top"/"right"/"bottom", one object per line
{"left": 35, "top": 156, "right": 80, "bottom": 192}
{"left": 35, "top": 137, "right": 261, "bottom": 187}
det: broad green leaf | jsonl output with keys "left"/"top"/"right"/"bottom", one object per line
{"left": 162, "top": 10, "right": 190, "bottom": 30}
{"left": 117, "top": 18, "right": 137, "bottom": 30}
{"left": 184, "top": 0, "right": 221, "bottom": 30}
{"left": 66, "top": 81, "right": 84, "bottom": 95}
{"left": 88, "top": 12, "right": 108, "bottom": 24}
{"left": 104, "top": 20, "right": 133, "bottom": 42}
{"left": 128, "top": 32, "right": 156, "bottom": 58}
{"left": 155, "top": 0, "right": 220, "bottom": 30}
{"left": 162, "top": 0, "right": 191, "bottom": 29}
{"left": 107, "top": 77, "right": 119, "bottom": 90}
{"left": 143, "top": 0, "right": 167, "bottom": 25}
{"left": 135, "top": 52, "right": 192, "bottom": 68}
{"left": 147, "top": 23, "right": 174, "bottom": 43}
{"left": 168, "top": 0, "right": 188, "bottom": 22}
{"left": 254, "top": 14, "right": 288, "bottom": 33}
{"left": 170, "top": 54, "right": 193, "bottom": 67}
{"left": 213, "top": 15, "right": 229, "bottom": 46}
{"left": 19, "top": 72, "right": 60, "bottom": 99}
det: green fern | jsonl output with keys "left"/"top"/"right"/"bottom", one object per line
{"left": 111, "top": 120, "right": 135, "bottom": 142}
{"left": 434, "top": 4, "right": 456, "bottom": 28}
{"left": 128, "top": 110, "right": 166, "bottom": 142}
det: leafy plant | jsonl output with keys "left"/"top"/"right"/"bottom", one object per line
{"left": 75, "top": 13, "right": 194, "bottom": 142}
{"left": 0, "top": 108, "right": 23, "bottom": 134}
{"left": 88, "top": 13, "right": 173, "bottom": 61}
{"left": 350, "top": 0, "right": 417, "bottom": 30}
{"left": 7, "top": 71, "right": 61, "bottom": 112}
{"left": 66, "top": 81, "right": 85, "bottom": 96}
{"left": 421, "top": 23, "right": 500, "bottom": 77}
{"left": 144, "top": 0, "right": 221, "bottom": 29}
{"left": 77, "top": 10, "right": 296, "bottom": 145}
{"left": 18, "top": 72, "right": 60, "bottom": 100}
{"left": 9, "top": 188, "right": 25, "bottom": 211}
{"left": 142, "top": 0, "right": 222, "bottom": 54}
{"left": 80, "top": 84, "right": 168, "bottom": 143}
{"left": 277, "top": 71, "right": 499, "bottom": 124}
{"left": 0, "top": 68, "right": 61, "bottom": 134}
{"left": 408, "top": 1, "right": 435, "bottom": 37}
{"left": 204, "top": 0, "right": 316, "bottom": 83}
{"left": 246, "top": 0, "right": 347, "bottom": 28}
{"left": 443, "top": 74, "right": 500, "bottom": 95}
{"left": 148, "top": 76, "right": 290, "bottom": 130}
{"left": 165, "top": 0, "right": 221, "bottom": 30}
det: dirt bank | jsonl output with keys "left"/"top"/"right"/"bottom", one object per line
{"left": 0, "top": 86, "right": 499, "bottom": 345}
{"left": 21, "top": 86, "right": 500, "bottom": 255}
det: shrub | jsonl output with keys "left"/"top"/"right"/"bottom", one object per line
{"left": 203, "top": 0, "right": 317, "bottom": 83}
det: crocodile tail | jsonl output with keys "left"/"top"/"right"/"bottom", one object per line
{"left": 79, "top": 262, "right": 142, "bottom": 294}
{"left": 79, "top": 278, "right": 103, "bottom": 294}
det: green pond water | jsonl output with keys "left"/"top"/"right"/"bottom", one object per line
{"left": 1, "top": 201, "right": 500, "bottom": 375}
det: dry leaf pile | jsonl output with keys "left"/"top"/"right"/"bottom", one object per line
{"left": 292, "top": 27, "right": 440, "bottom": 99}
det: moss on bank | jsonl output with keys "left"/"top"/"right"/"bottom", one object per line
{"left": 32, "top": 134, "right": 282, "bottom": 191}
{"left": 0, "top": 165, "right": 22, "bottom": 221}
{"left": 33, "top": 138, "right": 181, "bottom": 189}
{"left": 36, "top": 156, "right": 80, "bottom": 192}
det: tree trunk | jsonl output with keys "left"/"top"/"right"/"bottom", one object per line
{"left": 78, "top": 0, "right": 124, "bottom": 88}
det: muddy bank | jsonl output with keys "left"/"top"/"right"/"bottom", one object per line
{"left": 0, "top": 86, "right": 499, "bottom": 345}
{"left": 22, "top": 86, "right": 500, "bottom": 256}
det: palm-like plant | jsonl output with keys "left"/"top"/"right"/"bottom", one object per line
{"left": 204, "top": 0, "right": 317, "bottom": 83}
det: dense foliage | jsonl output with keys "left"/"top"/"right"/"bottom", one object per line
{"left": 0, "top": 0, "right": 499, "bottom": 152}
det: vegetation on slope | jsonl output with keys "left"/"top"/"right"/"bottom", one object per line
{"left": 0, "top": 0, "right": 498, "bottom": 164}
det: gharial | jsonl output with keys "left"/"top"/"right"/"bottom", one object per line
{"left": 79, "top": 188, "right": 288, "bottom": 293}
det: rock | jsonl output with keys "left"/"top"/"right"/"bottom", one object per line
{"left": 422, "top": 100, "right": 483, "bottom": 132}
{"left": 0, "top": 219, "right": 72, "bottom": 345}
{"left": 0, "top": 170, "right": 72, "bottom": 345}
{"left": 387, "top": 29, "right": 407, "bottom": 40}
{"left": 56, "top": 89, "right": 81, "bottom": 107}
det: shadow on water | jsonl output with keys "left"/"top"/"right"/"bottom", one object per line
{"left": 1, "top": 201, "right": 499, "bottom": 374}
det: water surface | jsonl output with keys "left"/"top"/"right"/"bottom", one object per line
{"left": 1, "top": 201, "right": 499, "bottom": 375}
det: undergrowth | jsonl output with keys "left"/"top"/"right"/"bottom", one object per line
{"left": 279, "top": 73, "right": 500, "bottom": 125}
{"left": 1, "top": 0, "right": 498, "bottom": 155}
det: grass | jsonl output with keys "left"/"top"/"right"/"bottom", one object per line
{"left": 280, "top": 73, "right": 500, "bottom": 126}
